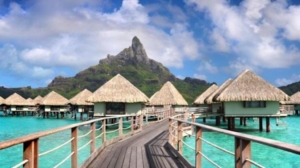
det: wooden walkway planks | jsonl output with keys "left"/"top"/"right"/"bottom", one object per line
{"left": 87, "top": 120, "right": 188, "bottom": 168}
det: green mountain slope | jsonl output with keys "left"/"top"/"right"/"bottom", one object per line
{"left": 279, "top": 81, "right": 300, "bottom": 96}
{"left": 0, "top": 37, "right": 213, "bottom": 104}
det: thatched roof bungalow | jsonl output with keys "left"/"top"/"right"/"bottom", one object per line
{"left": 69, "top": 89, "right": 93, "bottom": 113}
{"left": 212, "top": 69, "right": 289, "bottom": 116}
{"left": 41, "top": 91, "right": 69, "bottom": 112}
{"left": 3, "top": 93, "right": 30, "bottom": 111}
{"left": 279, "top": 91, "right": 300, "bottom": 114}
{"left": 0, "top": 96, "right": 4, "bottom": 105}
{"left": 148, "top": 81, "right": 188, "bottom": 106}
{"left": 33, "top": 95, "right": 43, "bottom": 105}
{"left": 87, "top": 74, "right": 149, "bottom": 116}
{"left": 194, "top": 84, "right": 218, "bottom": 105}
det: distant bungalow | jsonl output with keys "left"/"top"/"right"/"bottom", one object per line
{"left": 26, "top": 98, "right": 37, "bottom": 114}
{"left": 3, "top": 93, "right": 30, "bottom": 116}
{"left": 211, "top": 69, "right": 290, "bottom": 132}
{"left": 0, "top": 96, "right": 4, "bottom": 111}
{"left": 33, "top": 95, "right": 43, "bottom": 105}
{"left": 69, "top": 89, "right": 94, "bottom": 120}
{"left": 280, "top": 91, "right": 300, "bottom": 115}
{"left": 87, "top": 74, "right": 149, "bottom": 116}
{"left": 148, "top": 81, "right": 188, "bottom": 109}
{"left": 205, "top": 79, "right": 233, "bottom": 114}
{"left": 40, "top": 91, "right": 69, "bottom": 118}
{"left": 193, "top": 84, "right": 218, "bottom": 112}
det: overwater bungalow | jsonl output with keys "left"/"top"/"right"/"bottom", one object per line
{"left": 205, "top": 79, "right": 233, "bottom": 114}
{"left": 193, "top": 84, "right": 218, "bottom": 113}
{"left": 69, "top": 89, "right": 94, "bottom": 120}
{"left": 280, "top": 91, "right": 300, "bottom": 115}
{"left": 3, "top": 93, "right": 30, "bottom": 116}
{"left": 33, "top": 95, "right": 43, "bottom": 105}
{"left": 40, "top": 91, "right": 69, "bottom": 118}
{"left": 148, "top": 81, "right": 188, "bottom": 113}
{"left": 0, "top": 96, "right": 4, "bottom": 111}
{"left": 87, "top": 74, "right": 149, "bottom": 117}
{"left": 212, "top": 69, "right": 290, "bottom": 132}
{"left": 26, "top": 98, "right": 37, "bottom": 115}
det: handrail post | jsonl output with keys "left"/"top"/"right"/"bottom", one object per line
{"left": 131, "top": 115, "right": 134, "bottom": 134}
{"left": 90, "top": 122, "right": 96, "bottom": 154}
{"left": 177, "top": 121, "right": 183, "bottom": 154}
{"left": 71, "top": 127, "right": 78, "bottom": 168}
{"left": 146, "top": 111, "right": 148, "bottom": 125}
{"left": 195, "top": 127, "right": 202, "bottom": 168}
{"left": 169, "top": 118, "right": 172, "bottom": 144}
{"left": 139, "top": 114, "right": 143, "bottom": 130}
{"left": 191, "top": 114, "right": 195, "bottom": 135}
{"left": 119, "top": 117, "right": 123, "bottom": 139}
{"left": 102, "top": 120, "right": 106, "bottom": 145}
{"left": 23, "top": 139, "right": 39, "bottom": 168}
{"left": 235, "top": 137, "right": 251, "bottom": 168}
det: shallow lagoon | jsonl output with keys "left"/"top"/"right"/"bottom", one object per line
{"left": 0, "top": 114, "right": 129, "bottom": 168}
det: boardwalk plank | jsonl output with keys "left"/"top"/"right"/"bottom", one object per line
{"left": 88, "top": 120, "right": 189, "bottom": 168}
{"left": 136, "top": 147, "right": 143, "bottom": 168}
{"left": 122, "top": 147, "right": 131, "bottom": 168}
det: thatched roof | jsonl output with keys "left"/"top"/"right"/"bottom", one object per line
{"left": 4, "top": 93, "right": 29, "bottom": 106}
{"left": 205, "top": 79, "right": 233, "bottom": 104}
{"left": 0, "top": 96, "right": 4, "bottom": 105}
{"left": 280, "top": 91, "right": 300, "bottom": 105}
{"left": 41, "top": 91, "right": 69, "bottom": 106}
{"left": 193, "top": 84, "right": 218, "bottom": 104}
{"left": 33, "top": 95, "right": 43, "bottom": 105}
{"left": 87, "top": 74, "right": 149, "bottom": 103}
{"left": 26, "top": 98, "right": 35, "bottom": 106}
{"left": 69, "top": 89, "right": 93, "bottom": 105}
{"left": 216, "top": 69, "right": 290, "bottom": 102}
{"left": 148, "top": 81, "right": 188, "bottom": 106}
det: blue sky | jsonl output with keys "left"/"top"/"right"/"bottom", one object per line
{"left": 0, "top": 0, "right": 300, "bottom": 88}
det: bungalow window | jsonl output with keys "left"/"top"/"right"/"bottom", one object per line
{"left": 16, "top": 106, "right": 23, "bottom": 110}
{"left": 106, "top": 103, "right": 125, "bottom": 114}
{"left": 243, "top": 101, "right": 266, "bottom": 108}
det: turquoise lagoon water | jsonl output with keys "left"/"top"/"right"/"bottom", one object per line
{"left": 183, "top": 116, "right": 300, "bottom": 167}
{"left": 0, "top": 113, "right": 131, "bottom": 168}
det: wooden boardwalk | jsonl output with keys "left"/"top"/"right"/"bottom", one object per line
{"left": 87, "top": 120, "right": 188, "bottom": 168}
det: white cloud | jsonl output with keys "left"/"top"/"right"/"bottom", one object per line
{"left": 0, "top": 0, "right": 201, "bottom": 84}
{"left": 193, "top": 73, "right": 206, "bottom": 80}
{"left": 275, "top": 74, "right": 300, "bottom": 86}
{"left": 186, "top": 0, "right": 300, "bottom": 74}
{"left": 198, "top": 61, "right": 218, "bottom": 74}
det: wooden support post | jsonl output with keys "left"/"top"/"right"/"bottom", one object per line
{"left": 203, "top": 117, "right": 206, "bottom": 123}
{"left": 119, "top": 117, "right": 123, "bottom": 138}
{"left": 240, "top": 117, "right": 243, "bottom": 126}
{"left": 71, "top": 127, "right": 78, "bottom": 168}
{"left": 228, "top": 117, "right": 231, "bottom": 130}
{"left": 266, "top": 117, "right": 270, "bottom": 132}
{"left": 232, "top": 117, "right": 235, "bottom": 131}
{"left": 244, "top": 118, "right": 247, "bottom": 126}
{"left": 43, "top": 112, "right": 45, "bottom": 118}
{"left": 90, "top": 122, "right": 95, "bottom": 154}
{"left": 102, "top": 120, "right": 106, "bottom": 144}
{"left": 23, "top": 139, "right": 39, "bottom": 168}
{"left": 195, "top": 127, "right": 202, "bottom": 168}
{"left": 56, "top": 112, "right": 59, "bottom": 119}
{"left": 259, "top": 117, "right": 263, "bottom": 131}
{"left": 216, "top": 116, "right": 220, "bottom": 126}
{"left": 192, "top": 114, "right": 196, "bottom": 135}
{"left": 80, "top": 113, "right": 83, "bottom": 120}
{"left": 74, "top": 112, "right": 77, "bottom": 120}
{"left": 223, "top": 116, "right": 226, "bottom": 122}
{"left": 235, "top": 137, "right": 251, "bottom": 168}
{"left": 177, "top": 121, "right": 183, "bottom": 154}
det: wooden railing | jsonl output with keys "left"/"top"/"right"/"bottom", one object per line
{"left": 0, "top": 109, "right": 172, "bottom": 168}
{"left": 168, "top": 114, "right": 300, "bottom": 168}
